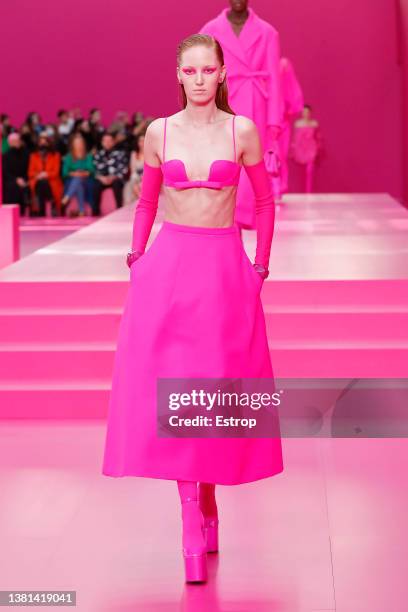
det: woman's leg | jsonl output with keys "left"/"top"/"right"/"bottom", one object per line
{"left": 75, "top": 179, "right": 86, "bottom": 213}
{"left": 111, "top": 179, "right": 124, "bottom": 209}
{"left": 305, "top": 161, "right": 314, "bottom": 193}
{"left": 93, "top": 179, "right": 105, "bottom": 216}
{"left": 84, "top": 176, "right": 95, "bottom": 210}
{"left": 198, "top": 483, "right": 217, "bottom": 518}
{"left": 198, "top": 482, "right": 219, "bottom": 552}
{"left": 176, "top": 480, "right": 205, "bottom": 551}
{"left": 63, "top": 177, "right": 81, "bottom": 200}
{"left": 177, "top": 480, "right": 207, "bottom": 582}
{"left": 35, "top": 179, "right": 53, "bottom": 216}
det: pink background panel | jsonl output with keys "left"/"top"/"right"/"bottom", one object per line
{"left": 0, "top": 0, "right": 403, "bottom": 197}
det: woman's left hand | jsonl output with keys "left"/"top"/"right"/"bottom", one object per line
{"left": 253, "top": 263, "right": 269, "bottom": 280}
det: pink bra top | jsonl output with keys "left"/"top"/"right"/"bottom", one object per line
{"left": 161, "top": 115, "right": 241, "bottom": 190}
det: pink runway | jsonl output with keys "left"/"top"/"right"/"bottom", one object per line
{"left": 0, "top": 193, "right": 407, "bottom": 610}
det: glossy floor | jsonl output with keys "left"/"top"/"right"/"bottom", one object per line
{"left": 0, "top": 193, "right": 407, "bottom": 610}
{"left": 0, "top": 423, "right": 407, "bottom": 611}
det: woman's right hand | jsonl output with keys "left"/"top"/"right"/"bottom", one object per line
{"left": 126, "top": 250, "right": 144, "bottom": 268}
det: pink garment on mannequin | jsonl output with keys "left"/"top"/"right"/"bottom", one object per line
{"left": 291, "top": 125, "right": 320, "bottom": 165}
{"left": 278, "top": 58, "right": 304, "bottom": 194}
{"left": 200, "top": 7, "right": 282, "bottom": 229}
{"left": 291, "top": 124, "right": 321, "bottom": 193}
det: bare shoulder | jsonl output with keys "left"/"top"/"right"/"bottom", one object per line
{"left": 142, "top": 118, "right": 167, "bottom": 164}
{"left": 233, "top": 115, "right": 263, "bottom": 162}
{"left": 144, "top": 117, "right": 166, "bottom": 141}
{"left": 234, "top": 115, "right": 260, "bottom": 141}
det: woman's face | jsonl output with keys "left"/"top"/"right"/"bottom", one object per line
{"left": 73, "top": 137, "right": 86, "bottom": 157}
{"left": 178, "top": 45, "right": 226, "bottom": 106}
{"left": 302, "top": 106, "right": 311, "bottom": 120}
{"left": 229, "top": 0, "right": 248, "bottom": 11}
{"left": 91, "top": 110, "right": 101, "bottom": 123}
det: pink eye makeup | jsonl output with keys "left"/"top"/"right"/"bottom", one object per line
{"left": 181, "top": 66, "right": 218, "bottom": 75}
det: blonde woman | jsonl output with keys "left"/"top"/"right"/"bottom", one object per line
{"left": 102, "top": 34, "right": 283, "bottom": 584}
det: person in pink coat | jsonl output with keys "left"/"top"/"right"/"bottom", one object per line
{"left": 277, "top": 57, "right": 304, "bottom": 197}
{"left": 291, "top": 104, "right": 323, "bottom": 193}
{"left": 200, "top": 0, "right": 283, "bottom": 230}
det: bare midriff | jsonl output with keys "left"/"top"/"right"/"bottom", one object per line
{"left": 163, "top": 185, "right": 237, "bottom": 228}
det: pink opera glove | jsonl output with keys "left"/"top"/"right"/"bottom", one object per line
{"left": 128, "top": 161, "right": 163, "bottom": 267}
{"left": 243, "top": 158, "right": 275, "bottom": 278}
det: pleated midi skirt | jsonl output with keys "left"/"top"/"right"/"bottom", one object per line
{"left": 102, "top": 220, "right": 283, "bottom": 485}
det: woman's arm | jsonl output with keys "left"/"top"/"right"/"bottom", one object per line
{"left": 238, "top": 116, "right": 275, "bottom": 278}
{"left": 128, "top": 119, "right": 163, "bottom": 264}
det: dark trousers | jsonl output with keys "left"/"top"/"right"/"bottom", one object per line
{"left": 4, "top": 180, "right": 31, "bottom": 216}
{"left": 35, "top": 179, "right": 54, "bottom": 216}
{"left": 93, "top": 178, "right": 124, "bottom": 216}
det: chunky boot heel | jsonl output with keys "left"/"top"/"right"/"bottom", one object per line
{"left": 204, "top": 517, "right": 219, "bottom": 553}
{"left": 181, "top": 497, "right": 208, "bottom": 583}
{"left": 183, "top": 550, "right": 208, "bottom": 582}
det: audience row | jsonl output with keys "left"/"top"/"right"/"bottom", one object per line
{"left": 1, "top": 109, "right": 149, "bottom": 217}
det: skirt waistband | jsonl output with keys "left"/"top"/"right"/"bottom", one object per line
{"left": 162, "top": 220, "right": 239, "bottom": 235}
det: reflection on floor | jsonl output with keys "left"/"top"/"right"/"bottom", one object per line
{"left": 0, "top": 193, "right": 407, "bottom": 610}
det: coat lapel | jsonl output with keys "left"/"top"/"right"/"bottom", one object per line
{"left": 238, "top": 8, "right": 263, "bottom": 56}
{"left": 215, "top": 8, "right": 263, "bottom": 67}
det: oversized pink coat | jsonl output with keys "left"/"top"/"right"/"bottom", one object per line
{"left": 200, "top": 7, "right": 283, "bottom": 228}
{"left": 278, "top": 57, "right": 304, "bottom": 193}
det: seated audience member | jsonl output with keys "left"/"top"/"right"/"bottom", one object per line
{"left": 109, "top": 128, "right": 132, "bottom": 159}
{"left": 1, "top": 114, "right": 14, "bottom": 154}
{"left": 61, "top": 133, "right": 95, "bottom": 217}
{"left": 26, "top": 112, "right": 44, "bottom": 137}
{"left": 28, "top": 131, "right": 63, "bottom": 217}
{"left": 89, "top": 108, "right": 104, "bottom": 150}
{"left": 92, "top": 132, "right": 128, "bottom": 216}
{"left": 44, "top": 124, "right": 63, "bottom": 154}
{"left": 21, "top": 111, "right": 47, "bottom": 154}
{"left": 123, "top": 133, "right": 145, "bottom": 204}
{"left": 57, "top": 109, "right": 75, "bottom": 156}
{"left": 2, "top": 132, "right": 31, "bottom": 215}
{"left": 130, "top": 111, "right": 148, "bottom": 139}
{"left": 20, "top": 122, "right": 37, "bottom": 153}
{"left": 72, "top": 119, "right": 95, "bottom": 153}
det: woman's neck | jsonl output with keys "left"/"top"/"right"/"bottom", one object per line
{"left": 227, "top": 8, "right": 249, "bottom": 25}
{"left": 181, "top": 103, "right": 221, "bottom": 126}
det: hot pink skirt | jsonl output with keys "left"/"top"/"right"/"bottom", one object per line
{"left": 102, "top": 220, "right": 283, "bottom": 485}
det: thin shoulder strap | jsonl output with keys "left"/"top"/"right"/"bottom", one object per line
{"left": 162, "top": 117, "right": 168, "bottom": 163}
{"left": 232, "top": 115, "right": 236, "bottom": 162}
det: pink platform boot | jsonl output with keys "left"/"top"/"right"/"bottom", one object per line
{"left": 198, "top": 483, "right": 219, "bottom": 553}
{"left": 203, "top": 517, "right": 219, "bottom": 553}
{"left": 181, "top": 497, "right": 208, "bottom": 583}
